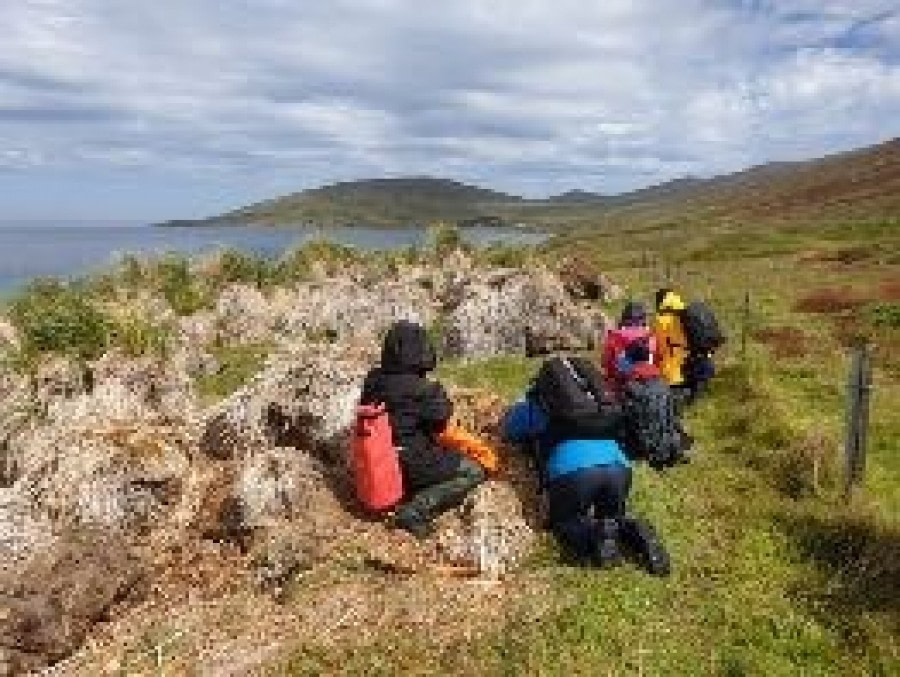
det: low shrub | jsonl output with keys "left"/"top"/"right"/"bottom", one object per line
{"left": 195, "top": 343, "right": 272, "bottom": 404}
{"left": 871, "top": 302, "right": 900, "bottom": 329}
{"left": 152, "top": 255, "right": 213, "bottom": 316}
{"left": 794, "top": 287, "right": 866, "bottom": 314}
{"left": 752, "top": 327, "right": 809, "bottom": 359}
{"left": 8, "top": 279, "right": 109, "bottom": 362}
{"left": 426, "top": 223, "right": 468, "bottom": 257}
{"left": 275, "top": 240, "right": 361, "bottom": 282}
{"left": 475, "top": 243, "right": 531, "bottom": 268}
{"left": 216, "top": 249, "right": 272, "bottom": 288}
{"left": 109, "top": 311, "right": 171, "bottom": 358}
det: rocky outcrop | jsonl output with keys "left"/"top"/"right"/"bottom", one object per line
{"left": 280, "top": 278, "right": 434, "bottom": 345}
{"left": 558, "top": 255, "right": 624, "bottom": 303}
{"left": 0, "top": 250, "right": 614, "bottom": 674}
{"left": 442, "top": 268, "right": 607, "bottom": 358}
{"left": 215, "top": 285, "right": 273, "bottom": 345}
{"left": 198, "top": 344, "right": 371, "bottom": 463}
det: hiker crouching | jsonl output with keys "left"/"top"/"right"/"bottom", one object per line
{"left": 502, "top": 356, "right": 670, "bottom": 575}
{"left": 359, "top": 321, "right": 485, "bottom": 538}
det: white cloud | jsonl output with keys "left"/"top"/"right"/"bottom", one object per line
{"left": 0, "top": 0, "right": 898, "bottom": 202}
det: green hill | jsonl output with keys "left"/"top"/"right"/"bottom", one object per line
{"left": 172, "top": 177, "right": 526, "bottom": 228}
{"left": 162, "top": 137, "right": 900, "bottom": 230}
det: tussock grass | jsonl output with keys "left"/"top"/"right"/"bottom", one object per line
{"left": 195, "top": 343, "right": 273, "bottom": 405}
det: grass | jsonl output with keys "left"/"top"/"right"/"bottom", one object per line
{"left": 280, "top": 352, "right": 897, "bottom": 676}
{"left": 436, "top": 355, "right": 539, "bottom": 402}
{"left": 195, "top": 343, "right": 273, "bottom": 404}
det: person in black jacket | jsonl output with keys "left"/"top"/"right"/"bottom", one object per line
{"left": 360, "top": 321, "right": 485, "bottom": 538}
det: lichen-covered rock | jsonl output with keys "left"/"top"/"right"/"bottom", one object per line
{"left": 199, "top": 344, "right": 371, "bottom": 464}
{"left": 442, "top": 269, "right": 607, "bottom": 358}
{"left": 216, "top": 284, "right": 274, "bottom": 345}
{"left": 436, "top": 480, "right": 538, "bottom": 578}
{"left": 33, "top": 357, "right": 89, "bottom": 413}
{"left": 0, "top": 319, "right": 18, "bottom": 350}
{"left": 558, "top": 256, "right": 624, "bottom": 303}
{"left": 281, "top": 278, "right": 434, "bottom": 345}
{"left": 176, "top": 310, "right": 219, "bottom": 348}
{"left": 236, "top": 449, "right": 331, "bottom": 529}
{"left": 0, "top": 491, "right": 57, "bottom": 580}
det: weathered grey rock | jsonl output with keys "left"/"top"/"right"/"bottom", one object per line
{"left": 442, "top": 269, "right": 607, "bottom": 359}
{"left": 176, "top": 310, "right": 219, "bottom": 348}
{"left": 280, "top": 278, "right": 433, "bottom": 345}
{"left": 216, "top": 284, "right": 274, "bottom": 345}
{"left": 558, "top": 257, "right": 624, "bottom": 303}
{"left": 199, "top": 344, "right": 370, "bottom": 463}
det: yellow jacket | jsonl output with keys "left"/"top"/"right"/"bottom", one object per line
{"left": 653, "top": 292, "right": 687, "bottom": 386}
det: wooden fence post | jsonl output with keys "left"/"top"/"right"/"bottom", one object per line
{"left": 740, "top": 291, "right": 751, "bottom": 360}
{"left": 844, "top": 344, "right": 873, "bottom": 497}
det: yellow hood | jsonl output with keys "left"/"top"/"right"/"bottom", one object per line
{"left": 659, "top": 291, "right": 685, "bottom": 311}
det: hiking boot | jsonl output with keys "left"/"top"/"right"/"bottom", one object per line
{"left": 593, "top": 518, "right": 623, "bottom": 569}
{"left": 595, "top": 537, "right": 623, "bottom": 569}
{"left": 619, "top": 515, "right": 671, "bottom": 577}
{"left": 390, "top": 506, "right": 434, "bottom": 540}
{"left": 644, "top": 538, "right": 671, "bottom": 577}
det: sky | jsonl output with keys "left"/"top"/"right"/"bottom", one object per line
{"left": 1, "top": 0, "right": 899, "bottom": 221}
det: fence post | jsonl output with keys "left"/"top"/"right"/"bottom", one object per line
{"left": 740, "top": 291, "right": 751, "bottom": 360}
{"left": 844, "top": 344, "right": 873, "bottom": 497}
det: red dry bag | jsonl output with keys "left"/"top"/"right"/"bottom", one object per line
{"left": 351, "top": 403, "right": 404, "bottom": 512}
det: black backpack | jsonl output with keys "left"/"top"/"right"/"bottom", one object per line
{"left": 679, "top": 301, "right": 725, "bottom": 353}
{"left": 531, "top": 356, "right": 605, "bottom": 420}
{"left": 528, "top": 356, "right": 619, "bottom": 492}
{"left": 621, "top": 377, "right": 682, "bottom": 469}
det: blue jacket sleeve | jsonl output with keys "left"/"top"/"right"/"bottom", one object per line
{"left": 502, "top": 399, "right": 548, "bottom": 443}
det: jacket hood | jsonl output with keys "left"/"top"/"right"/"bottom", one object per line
{"left": 659, "top": 291, "right": 685, "bottom": 311}
{"left": 380, "top": 320, "right": 437, "bottom": 374}
{"left": 619, "top": 301, "right": 648, "bottom": 327}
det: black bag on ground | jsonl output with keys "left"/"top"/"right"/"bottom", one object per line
{"left": 531, "top": 356, "right": 605, "bottom": 420}
{"left": 620, "top": 377, "right": 682, "bottom": 468}
{"left": 679, "top": 301, "right": 725, "bottom": 353}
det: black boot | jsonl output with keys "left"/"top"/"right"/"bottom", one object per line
{"left": 390, "top": 503, "right": 434, "bottom": 540}
{"left": 619, "top": 515, "right": 671, "bottom": 577}
{"left": 392, "top": 459, "right": 485, "bottom": 540}
{"left": 594, "top": 517, "right": 623, "bottom": 569}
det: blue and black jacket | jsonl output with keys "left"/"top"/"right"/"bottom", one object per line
{"left": 502, "top": 396, "right": 630, "bottom": 483}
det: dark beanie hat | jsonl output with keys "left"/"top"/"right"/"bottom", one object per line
{"left": 625, "top": 337, "right": 651, "bottom": 364}
{"left": 619, "top": 300, "right": 648, "bottom": 327}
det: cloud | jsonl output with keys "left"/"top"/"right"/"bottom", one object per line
{"left": 0, "top": 0, "right": 899, "bottom": 212}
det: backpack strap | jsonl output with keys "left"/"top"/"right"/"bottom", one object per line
{"left": 561, "top": 357, "right": 606, "bottom": 406}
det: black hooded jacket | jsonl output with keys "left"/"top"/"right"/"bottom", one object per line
{"left": 359, "top": 321, "right": 461, "bottom": 490}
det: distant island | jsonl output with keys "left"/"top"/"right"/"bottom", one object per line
{"left": 159, "top": 137, "right": 900, "bottom": 229}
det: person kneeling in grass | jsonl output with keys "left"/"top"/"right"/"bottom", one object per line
{"left": 501, "top": 356, "right": 671, "bottom": 575}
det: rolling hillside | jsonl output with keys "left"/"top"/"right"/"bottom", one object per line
{"left": 163, "top": 136, "right": 900, "bottom": 229}
{"left": 169, "top": 177, "right": 527, "bottom": 228}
